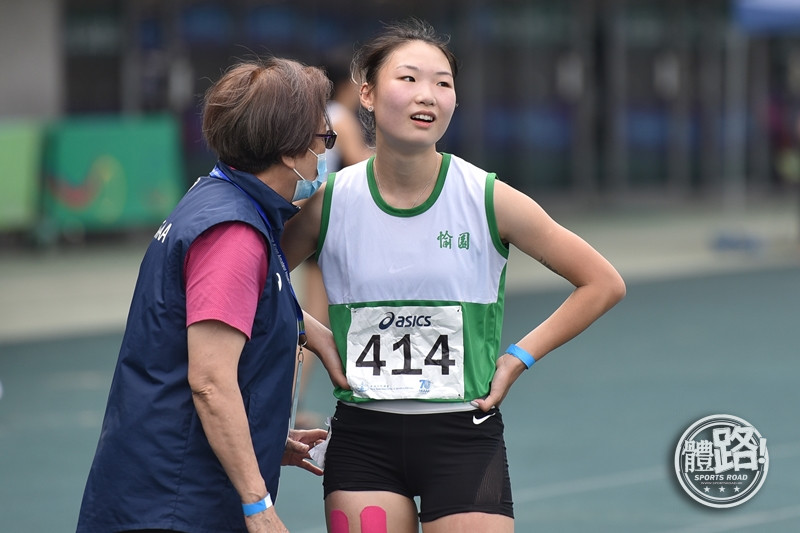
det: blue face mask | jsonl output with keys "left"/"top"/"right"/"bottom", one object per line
{"left": 292, "top": 148, "right": 327, "bottom": 202}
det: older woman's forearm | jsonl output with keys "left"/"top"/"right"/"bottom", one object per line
{"left": 191, "top": 380, "right": 268, "bottom": 503}
{"left": 187, "top": 320, "right": 268, "bottom": 505}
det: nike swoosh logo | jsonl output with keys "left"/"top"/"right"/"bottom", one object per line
{"left": 472, "top": 412, "right": 497, "bottom": 425}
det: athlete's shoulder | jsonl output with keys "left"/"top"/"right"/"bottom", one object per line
{"left": 445, "top": 153, "right": 492, "bottom": 179}
{"left": 442, "top": 154, "right": 495, "bottom": 197}
{"left": 337, "top": 158, "right": 370, "bottom": 177}
{"left": 328, "top": 158, "right": 368, "bottom": 190}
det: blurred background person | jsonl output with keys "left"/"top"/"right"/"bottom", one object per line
{"left": 295, "top": 51, "right": 374, "bottom": 429}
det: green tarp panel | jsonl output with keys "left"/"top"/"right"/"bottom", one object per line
{"left": 0, "top": 121, "right": 43, "bottom": 232}
{"left": 42, "top": 114, "right": 184, "bottom": 236}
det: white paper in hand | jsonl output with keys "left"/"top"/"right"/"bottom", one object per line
{"left": 308, "top": 417, "right": 332, "bottom": 469}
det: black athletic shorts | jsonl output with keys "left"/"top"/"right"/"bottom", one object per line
{"left": 322, "top": 402, "right": 514, "bottom": 522}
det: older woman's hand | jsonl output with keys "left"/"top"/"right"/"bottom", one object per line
{"left": 282, "top": 428, "right": 327, "bottom": 475}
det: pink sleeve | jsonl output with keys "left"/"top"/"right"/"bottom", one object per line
{"left": 184, "top": 221, "right": 269, "bottom": 339}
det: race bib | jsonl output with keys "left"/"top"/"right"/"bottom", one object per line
{"left": 346, "top": 305, "right": 465, "bottom": 400}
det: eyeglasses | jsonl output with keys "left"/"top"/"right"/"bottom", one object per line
{"left": 315, "top": 130, "right": 337, "bottom": 150}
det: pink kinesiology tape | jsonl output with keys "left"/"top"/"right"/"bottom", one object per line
{"left": 329, "top": 509, "right": 349, "bottom": 533}
{"left": 360, "top": 506, "right": 387, "bottom": 533}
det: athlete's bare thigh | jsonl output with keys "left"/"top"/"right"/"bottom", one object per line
{"left": 325, "top": 490, "right": 418, "bottom": 533}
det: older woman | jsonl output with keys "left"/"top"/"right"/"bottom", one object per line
{"left": 77, "top": 58, "right": 347, "bottom": 533}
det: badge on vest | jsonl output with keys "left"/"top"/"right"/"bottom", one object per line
{"left": 345, "top": 305, "right": 465, "bottom": 400}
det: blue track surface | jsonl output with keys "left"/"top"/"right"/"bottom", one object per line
{"left": 1, "top": 267, "right": 798, "bottom": 532}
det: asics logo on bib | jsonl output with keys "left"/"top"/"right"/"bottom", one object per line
{"left": 378, "top": 312, "right": 433, "bottom": 330}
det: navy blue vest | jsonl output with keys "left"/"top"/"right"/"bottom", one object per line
{"left": 78, "top": 163, "right": 301, "bottom": 532}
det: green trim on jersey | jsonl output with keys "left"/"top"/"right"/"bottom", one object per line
{"left": 484, "top": 173, "right": 510, "bottom": 259}
{"left": 315, "top": 172, "right": 337, "bottom": 262}
{"left": 367, "top": 153, "right": 451, "bottom": 217}
{"left": 319, "top": 153, "right": 509, "bottom": 404}
{"left": 329, "top": 297, "right": 505, "bottom": 403}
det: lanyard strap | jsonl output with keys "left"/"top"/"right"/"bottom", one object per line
{"left": 209, "top": 166, "right": 306, "bottom": 342}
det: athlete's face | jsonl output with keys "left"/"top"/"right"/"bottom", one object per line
{"left": 362, "top": 40, "right": 456, "bottom": 151}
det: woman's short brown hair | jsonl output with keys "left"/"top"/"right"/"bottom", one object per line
{"left": 202, "top": 57, "right": 332, "bottom": 174}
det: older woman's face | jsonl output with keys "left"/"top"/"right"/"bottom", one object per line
{"left": 294, "top": 120, "right": 329, "bottom": 181}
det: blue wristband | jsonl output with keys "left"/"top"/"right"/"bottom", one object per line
{"left": 506, "top": 344, "right": 535, "bottom": 369}
{"left": 242, "top": 494, "right": 272, "bottom": 516}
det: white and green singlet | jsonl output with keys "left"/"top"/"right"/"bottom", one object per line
{"left": 317, "top": 153, "right": 509, "bottom": 410}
